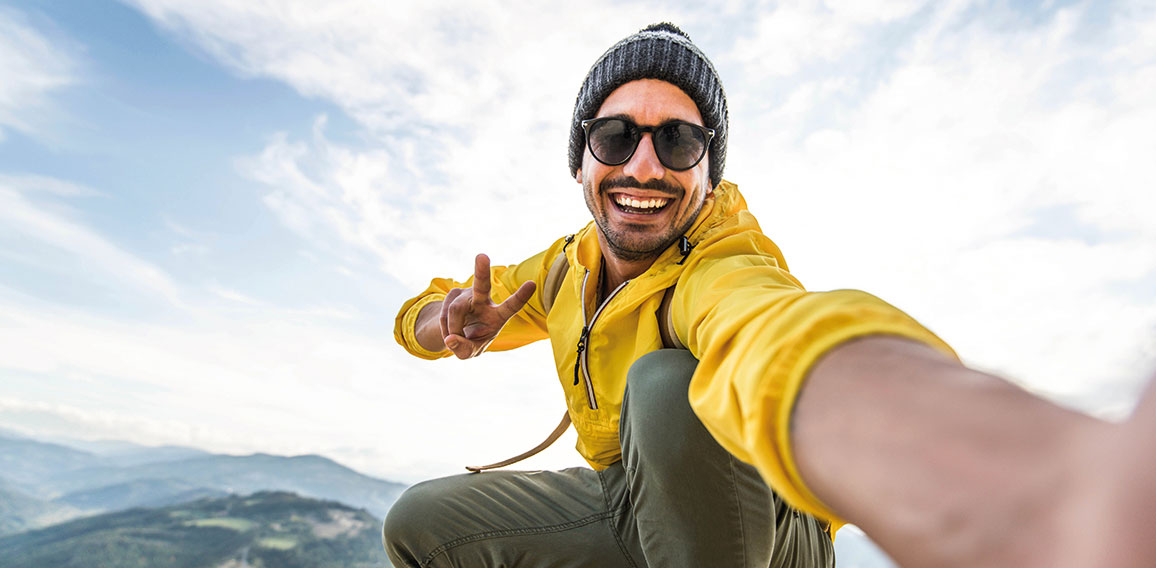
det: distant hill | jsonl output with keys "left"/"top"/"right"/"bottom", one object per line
{"left": 55, "top": 479, "right": 230, "bottom": 511}
{"left": 0, "top": 434, "right": 210, "bottom": 489}
{"left": 45, "top": 453, "right": 406, "bottom": 519}
{"left": 0, "top": 436, "right": 101, "bottom": 495}
{"left": 0, "top": 491, "right": 388, "bottom": 568}
{"left": 61, "top": 440, "right": 211, "bottom": 468}
{"left": 0, "top": 486, "right": 80, "bottom": 538}
{"left": 0, "top": 434, "right": 901, "bottom": 566}
{"left": 0, "top": 433, "right": 407, "bottom": 535}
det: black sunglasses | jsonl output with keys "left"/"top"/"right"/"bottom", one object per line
{"left": 581, "top": 117, "right": 714, "bottom": 171}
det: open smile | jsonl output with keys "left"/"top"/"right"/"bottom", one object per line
{"left": 610, "top": 193, "right": 672, "bottom": 215}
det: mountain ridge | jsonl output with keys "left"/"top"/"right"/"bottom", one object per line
{"left": 0, "top": 433, "right": 407, "bottom": 536}
{"left": 0, "top": 491, "right": 387, "bottom": 568}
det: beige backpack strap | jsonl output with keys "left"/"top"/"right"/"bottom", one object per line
{"left": 466, "top": 412, "right": 571, "bottom": 472}
{"left": 657, "top": 285, "right": 684, "bottom": 350}
{"left": 468, "top": 245, "right": 572, "bottom": 473}
{"left": 540, "top": 251, "right": 570, "bottom": 314}
{"left": 467, "top": 237, "right": 685, "bottom": 473}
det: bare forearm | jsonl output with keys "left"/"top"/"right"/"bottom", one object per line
{"left": 791, "top": 336, "right": 1110, "bottom": 567}
{"left": 414, "top": 301, "right": 447, "bottom": 354}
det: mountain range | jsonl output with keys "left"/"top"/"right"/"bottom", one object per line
{"left": 0, "top": 432, "right": 405, "bottom": 537}
{"left": 0, "top": 491, "right": 384, "bottom": 568}
{"left": 0, "top": 430, "right": 898, "bottom": 567}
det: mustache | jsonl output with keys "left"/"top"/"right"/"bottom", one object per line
{"left": 600, "top": 176, "right": 682, "bottom": 197}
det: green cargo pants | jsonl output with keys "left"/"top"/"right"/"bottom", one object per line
{"left": 383, "top": 349, "right": 834, "bottom": 567}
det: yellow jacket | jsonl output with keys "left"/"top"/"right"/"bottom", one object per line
{"left": 395, "top": 180, "right": 955, "bottom": 527}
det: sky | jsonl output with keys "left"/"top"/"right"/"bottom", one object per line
{"left": 1, "top": 0, "right": 1154, "bottom": 506}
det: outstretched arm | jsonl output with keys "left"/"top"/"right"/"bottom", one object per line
{"left": 791, "top": 336, "right": 1149, "bottom": 568}
{"left": 412, "top": 253, "right": 536, "bottom": 359}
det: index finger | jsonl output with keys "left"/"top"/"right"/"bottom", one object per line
{"left": 472, "top": 253, "right": 492, "bottom": 303}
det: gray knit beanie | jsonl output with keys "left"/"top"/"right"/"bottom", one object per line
{"left": 568, "top": 23, "right": 728, "bottom": 189}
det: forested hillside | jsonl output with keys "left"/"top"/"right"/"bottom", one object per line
{"left": 0, "top": 491, "right": 387, "bottom": 568}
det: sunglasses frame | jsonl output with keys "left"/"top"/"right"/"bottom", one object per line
{"left": 581, "top": 117, "right": 715, "bottom": 171}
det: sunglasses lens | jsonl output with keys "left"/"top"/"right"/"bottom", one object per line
{"left": 587, "top": 119, "right": 638, "bottom": 165}
{"left": 654, "top": 123, "right": 708, "bottom": 170}
{"left": 585, "top": 118, "right": 710, "bottom": 170}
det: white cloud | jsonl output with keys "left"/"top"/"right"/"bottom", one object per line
{"left": 0, "top": 6, "right": 1142, "bottom": 567}
{"left": 123, "top": 0, "right": 709, "bottom": 286}
{"left": 0, "top": 397, "right": 200, "bottom": 444}
{"left": 123, "top": 0, "right": 660, "bottom": 132}
{"left": 0, "top": 296, "right": 580, "bottom": 482}
{"left": 171, "top": 243, "right": 210, "bottom": 256}
{"left": 238, "top": 112, "right": 593, "bottom": 291}
{"left": 0, "top": 8, "right": 77, "bottom": 141}
{"left": 206, "top": 283, "right": 263, "bottom": 305}
{"left": 0, "top": 173, "right": 101, "bottom": 197}
{"left": 0, "top": 166, "right": 583, "bottom": 481}
{"left": 725, "top": 1, "right": 1156, "bottom": 413}
{"left": 0, "top": 178, "right": 184, "bottom": 306}
{"left": 2, "top": 0, "right": 1135, "bottom": 490}
{"left": 830, "top": 0, "right": 931, "bottom": 24}
{"left": 114, "top": 0, "right": 1156, "bottom": 415}
{"left": 728, "top": 0, "right": 932, "bottom": 77}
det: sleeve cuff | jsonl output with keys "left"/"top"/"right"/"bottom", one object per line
{"left": 399, "top": 294, "right": 450, "bottom": 360}
{"left": 765, "top": 306, "right": 957, "bottom": 527}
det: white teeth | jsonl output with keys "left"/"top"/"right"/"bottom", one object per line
{"left": 615, "top": 195, "right": 669, "bottom": 210}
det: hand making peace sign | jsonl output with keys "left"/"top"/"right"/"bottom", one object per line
{"left": 439, "top": 254, "right": 537, "bottom": 360}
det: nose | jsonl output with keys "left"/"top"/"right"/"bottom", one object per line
{"left": 622, "top": 133, "right": 665, "bottom": 182}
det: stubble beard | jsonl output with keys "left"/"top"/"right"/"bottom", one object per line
{"left": 583, "top": 176, "right": 703, "bottom": 263}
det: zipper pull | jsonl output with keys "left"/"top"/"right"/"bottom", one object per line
{"left": 573, "top": 325, "right": 589, "bottom": 385}
{"left": 677, "top": 235, "right": 693, "bottom": 265}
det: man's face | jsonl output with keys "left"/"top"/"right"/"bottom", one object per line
{"left": 577, "top": 79, "right": 712, "bottom": 263}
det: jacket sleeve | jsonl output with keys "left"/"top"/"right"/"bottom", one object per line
{"left": 675, "top": 229, "right": 956, "bottom": 527}
{"left": 393, "top": 237, "right": 570, "bottom": 359}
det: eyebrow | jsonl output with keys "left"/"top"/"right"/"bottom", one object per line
{"left": 598, "top": 113, "right": 704, "bottom": 127}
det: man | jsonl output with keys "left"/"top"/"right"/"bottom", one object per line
{"left": 387, "top": 22, "right": 837, "bottom": 567}
{"left": 386, "top": 23, "right": 1156, "bottom": 568}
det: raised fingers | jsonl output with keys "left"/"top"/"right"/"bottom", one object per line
{"left": 472, "top": 254, "right": 492, "bottom": 303}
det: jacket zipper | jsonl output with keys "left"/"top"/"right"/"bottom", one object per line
{"left": 573, "top": 269, "right": 629, "bottom": 410}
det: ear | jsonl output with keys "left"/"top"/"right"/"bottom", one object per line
{"left": 575, "top": 168, "right": 583, "bottom": 185}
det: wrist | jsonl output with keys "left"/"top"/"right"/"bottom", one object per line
{"left": 404, "top": 295, "right": 448, "bottom": 358}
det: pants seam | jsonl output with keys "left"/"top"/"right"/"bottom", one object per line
{"left": 599, "top": 468, "right": 641, "bottom": 568}
{"left": 420, "top": 509, "right": 618, "bottom": 567}
{"left": 727, "top": 453, "right": 749, "bottom": 568}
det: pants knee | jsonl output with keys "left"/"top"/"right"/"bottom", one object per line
{"left": 622, "top": 349, "right": 702, "bottom": 462}
{"left": 382, "top": 482, "right": 438, "bottom": 566}
{"left": 626, "top": 349, "right": 697, "bottom": 400}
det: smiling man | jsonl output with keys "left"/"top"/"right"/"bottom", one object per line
{"left": 384, "top": 22, "right": 1155, "bottom": 568}
{"left": 387, "top": 23, "right": 838, "bottom": 567}
{"left": 580, "top": 79, "right": 713, "bottom": 279}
